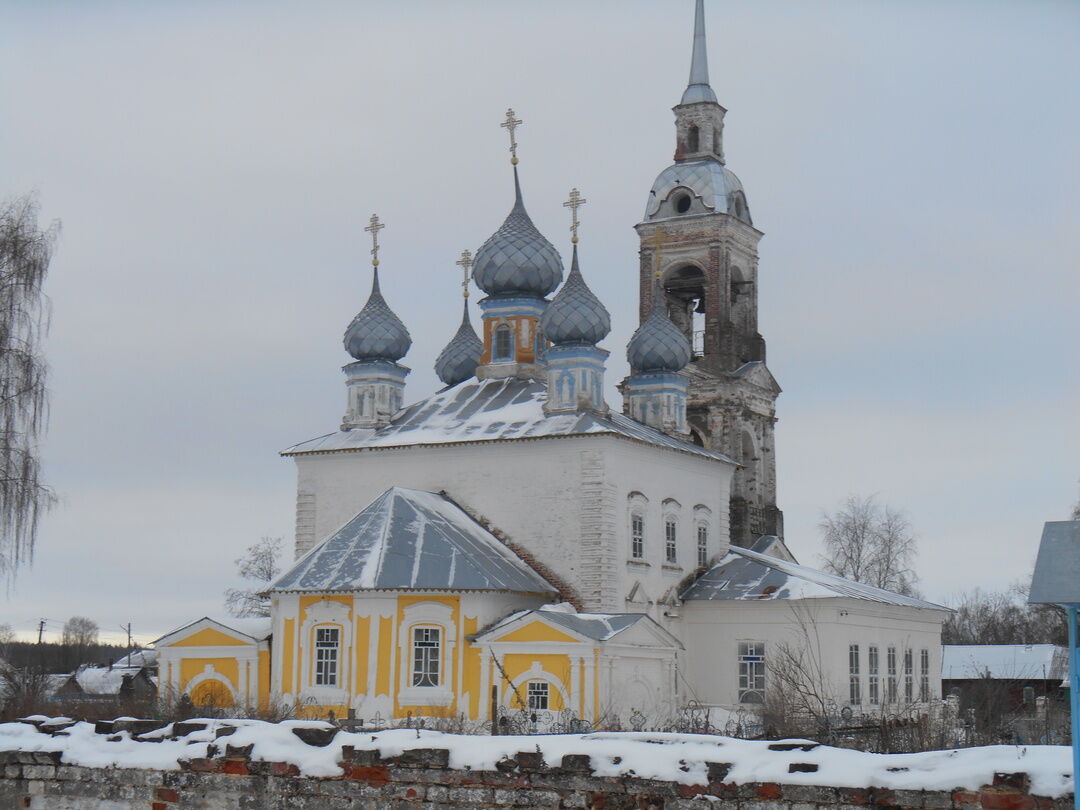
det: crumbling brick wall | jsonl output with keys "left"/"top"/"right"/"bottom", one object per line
{"left": 0, "top": 746, "right": 1072, "bottom": 810}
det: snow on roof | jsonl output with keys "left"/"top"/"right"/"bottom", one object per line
{"left": 74, "top": 667, "right": 142, "bottom": 696}
{"left": 151, "top": 616, "right": 272, "bottom": 647}
{"left": 941, "top": 645, "right": 1070, "bottom": 681}
{"left": 477, "top": 606, "right": 654, "bottom": 643}
{"left": 113, "top": 649, "right": 158, "bottom": 669}
{"left": 282, "top": 377, "right": 735, "bottom": 464}
{"left": 0, "top": 720, "right": 1073, "bottom": 798}
{"left": 271, "top": 487, "right": 557, "bottom": 595}
{"left": 681, "top": 546, "right": 946, "bottom": 610}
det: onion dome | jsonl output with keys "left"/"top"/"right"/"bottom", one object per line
{"left": 627, "top": 283, "right": 691, "bottom": 372}
{"left": 435, "top": 300, "right": 483, "bottom": 386}
{"left": 343, "top": 267, "right": 412, "bottom": 362}
{"left": 472, "top": 170, "right": 563, "bottom": 297}
{"left": 539, "top": 245, "right": 610, "bottom": 346}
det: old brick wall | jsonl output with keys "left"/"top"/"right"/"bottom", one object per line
{"left": 1, "top": 746, "right": 1073, "bottom": 810}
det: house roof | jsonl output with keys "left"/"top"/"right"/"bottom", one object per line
{"left": 1029, "top": 521, "right": 1080, "bottom": 605}
{"left": 681, "top": 545, "right": 946, "bottom": 610}
{"left": 941, "top": 645, "right": 1069, "bottom": 681}
{"left": 73, "top": 666, "right": 145, "bottom": 696}
{"left": 475, "top": 604, "right": 680, "bottom": 646}
{"left": 271, "top": 487, "right": 557, "bottom": 595}
{"left": 151, "top": 616, "right": 272, "bottom": 647}
{"left": 282, "top": 377, "right": 735, "bottom": 464}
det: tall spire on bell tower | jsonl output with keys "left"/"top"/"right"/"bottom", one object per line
{"left": 681, "top": 0, "right": 717, "bottom": 105}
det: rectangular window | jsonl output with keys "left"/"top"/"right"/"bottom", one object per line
{"left": 920, "top": 648, "right": 930, "bottom": 702}
{"left": 849, "top": 644, "right": 861, "bottom": 705}
{"left": 527, "top": 681, "right": 549, "bottom": 711}
{"left": 697, "top": 525, "right": 708, "bottom": 568}
{"left": 738, "top": 641, "right": 765, "bottom": 704}
{"left": 904, "top": 648, "right": 914, "bottom": 703}
{"left": 868, "top": 645, "right": 880, "bottom": 705}
{"left": 314, "top": 627, "right": 339, "bottom": 687}
{"left": 886, "top": 646, "right": 897, "bottom": 703}
{"left": 412, "top": 627, "right": 441, "bottom": 687}
{"left": 665, "top": 520, "right": 678, "bottom": 564}
{"left": 631, "top": 514, "right": 644, "bottom": 559}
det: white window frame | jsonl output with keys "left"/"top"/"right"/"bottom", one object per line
{"left": 886, "top": 646, "right": 897, "bottom": 703}
{"left": 904, "top": 648, "right": 914, "bottom": 703}
{"left": 848, "top": 644, "right": 861, "bottom": 706}
{"left": 397, "top": 601, "right": 455, "bottom": 707}
{"left": 527, "top": 680, "right": 549, "bottom": 711}
{"left": 664, "top": 519, "right": 678, "bottom": 564}
{"left": 493, "top": 323, "right": 514, "bottom": 362}
{"left": 868, "top": 645, "right": 880, "bottom": 706}
{"left": 314, "top": 626, "right": 340, "bottom": 687}
{"left": 920, "top": 648, "right": 930, "bottom": 702}
{"left": 412, "top": 626, "right": 441, "bottom": 688}
{"left": 631, "top": 512, "right": 645, "bottom": 559}
{"left": 737, "top": 640, "right": 765, "bottom": 704}
{"left": 696, "top": 523, "right": 709, "bottom": 568}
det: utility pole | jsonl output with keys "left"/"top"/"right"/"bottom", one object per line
{"left": 36, "top": 618, "right": 46, "bottom": 644}
{"left": 120, "top": 623, "right": 132, "bottom": 654}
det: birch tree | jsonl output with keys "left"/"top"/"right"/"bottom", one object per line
{"left": 0, "top": 194, "right": 58, "bottom": 583}
{"left": 818, "top": 494, "right": 918, "bottom": 594}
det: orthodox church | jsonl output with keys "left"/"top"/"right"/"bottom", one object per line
{"left": 155, "top": 1, "right": 947, "bottom": 725}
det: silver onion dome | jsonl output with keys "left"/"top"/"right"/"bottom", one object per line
{"left": 627, "top": 283, "right": 691, "bottom": 372}
{"left": 343, "top": 268, "right": 412, "bottom": 362}
{"left": 539, "top": 245, "right": 610, "bottom": 346}
{"left": 434, "top": 300, "right": 483, "bottom": 386}
{"left": 473, "top": 170, "right": 563, "bottom": 297}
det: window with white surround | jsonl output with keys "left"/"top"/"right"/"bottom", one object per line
{"left": 904, "top": 648, "right": 914, "bottom": 703}
{"left": 697, "top": 524, "right": 708, "bottom": 568}
{"left": 412, "top": 627, "right": 440, "bottom": 687}
{"left": 314, "top": 627, "right": 339, "bottom": 687}
{"left": 527, "top": 681, "right": 549, "bottom": 711}
{"left": 886, "top": 646, "right": 897, "bottom": 703}
{"left": 665, "top": 519, "right": 678, "bottom": 564}
{"left": 631, "top": 513, "right": 644, "bottom": 559}
{"left": 868, "top": 646, "right": 880, "bottom": 705}
{"left": 493, "top": 324, "right": 513, "bottom": 362}
{"left": 738, "top": 641, "right": 765, "bottom": 704}
{"left": 849, "top": 644, "right": 861, "bottom": 705}
{"left": 920, "top": 649, "right": 930, "bottom": 702}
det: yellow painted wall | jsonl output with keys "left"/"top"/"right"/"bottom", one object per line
{"left": 375, "top": 616, "right": 393, "bottom": 697}
{"left": 497, "top": 621, "right": 580, "bottom": 644}
{"left": 394, "top": 595, "right": 461, "bottom": 718}
{"left": 172, "top": 627, "right": 250, "bottom": 647}
{"left": 501, "top": 653, "right": 570, "bottom": 711}
{"left": 462, "top": 619, "right": 481, "bottom": 719}
{"left": 354, "top": 615, "right": 370, "bottom": 696}
{"left": 258, "top": 649, "right": 271, "bottom": 710}
{"left": 180, "top": 657, "right": 240, "bottom": 691}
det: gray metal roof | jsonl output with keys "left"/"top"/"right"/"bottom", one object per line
{"left": 472, "top": 168, "right": 563, "bottom": 298}
{"left": 645, "top": 160, "right": 748, "bottom": 223}
{"left": 681, "top": 545, "right": 947, "bottom": 610}
{"left": 434, "top": 300, "right": 483, "bottom": 386}
{"left": 270, "top": 487, "right": 557, "bottom": 595}
{"left": 626, "top": 283, "right": 692, "bottom": 373}
{"left": 680, "top": 0, "right": 718, "bottom": 105}
{"left": 283, "top": 377, "right": 735, "bottom": 464}
{"left": 343, "top": 267, "right": 412, "bottom": 362}
{"left": 1029, "top": 521, "right": 1080, "bottom": 605}
{"left": 539, "top": 245, "right": 610, "bottom": 347}
{"left": 478, "top": 608, "right": 653, "bottom": 643}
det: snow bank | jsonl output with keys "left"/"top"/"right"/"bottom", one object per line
{"left": 0, "top": 719, "right": 1072, "bottom": 798}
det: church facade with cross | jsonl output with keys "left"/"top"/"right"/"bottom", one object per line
{"left": 154, "top": 0, "right": 947, "bottom": 728}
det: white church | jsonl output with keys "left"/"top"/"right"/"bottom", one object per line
{"left": 155, "top": 0, "right": 947, "bottom": 726}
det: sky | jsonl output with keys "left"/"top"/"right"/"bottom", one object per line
{"left": 1, "top": 0, "right": 1077, "bottom": 645}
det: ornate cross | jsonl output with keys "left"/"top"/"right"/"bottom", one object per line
{"left": 563, "top": 188, "right": 587, "bottom": 244}
{"left": 500, "top": 108, "right": 523, "bottom": 165}
{"left": 455, "top": 249, "right": 473, "bottom": 298}
{"left": 364, "top": 213, "right": 385, "bottom": 267}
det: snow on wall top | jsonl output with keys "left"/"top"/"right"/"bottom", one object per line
{"left": 281, "top": 377, "right": 735, "bottom": 464}
{"left": 270, "top": 487, "right": 557, "bottom": 595}
{"left": 0, "top": 720, "right": 1073, "bottom": 798}
{"left": 681, "top": 547, "right": 947, "bottom": 610}
{"left": 941, "top": 644, "right": 1069, "bottom": 681}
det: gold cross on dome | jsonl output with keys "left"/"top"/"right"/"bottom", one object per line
{"left": 500, "top": 108, "right": 523, "bottom": 165}
{"left": 563, "top": 188, "right": 587, "bottom": 244}
{"left": 364, "top": 213, "right": 385, "bottom": 267}
{"left": 455, "top": 249, "right": 474, "bottom": 298}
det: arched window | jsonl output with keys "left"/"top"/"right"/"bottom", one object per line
{"left": 314, "top": 626, "right": 340, "bottom": 686}
{"left": 412, "top": 626, "right": 441, "bottom": 687}
{"left": 630, "top": 512, "right": 644, "bottom": 559}
{"left": 493, "top": 324, "right": 514, "bottom": 362}
{"left": 713, "top": 129, "right": 721, "bottom": 155}
{"left": 687, "top": 125, "right": 699, "bottom": 152}
{"left": 664, "top": 518, "right": 678, "bottom": 564}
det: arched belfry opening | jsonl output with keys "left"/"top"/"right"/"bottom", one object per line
{"left": 663, "top": 264, "right": 708, "bottom": 357}
{"left": 686, "top": 125, "right": 700, "bottom": 153}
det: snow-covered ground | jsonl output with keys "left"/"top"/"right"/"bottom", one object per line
{"left": 0, "top": 719, "right": 1073, "bottom": 798}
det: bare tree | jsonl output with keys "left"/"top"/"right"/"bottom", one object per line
{"left": 1, "top": 195, "right": 58, "bottom": 584}
{"left": 0, "top": 623, "right": 13, "bottom": 645}
{"left": 224, "top": 536, "right": 282, "bottom": 617}
{"left": 819, "top": 494, "right": 918, "bottom": 594}
{"left": 61, "top": 616, "right": 98, "bottom": 647}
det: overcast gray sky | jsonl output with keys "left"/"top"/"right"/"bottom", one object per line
{"left": 2, "top": 0, "right": 1077, "bottom": 644}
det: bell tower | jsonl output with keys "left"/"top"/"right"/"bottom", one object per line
{"left": 632, "top": 0, "right": 782, "bottom": 548}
